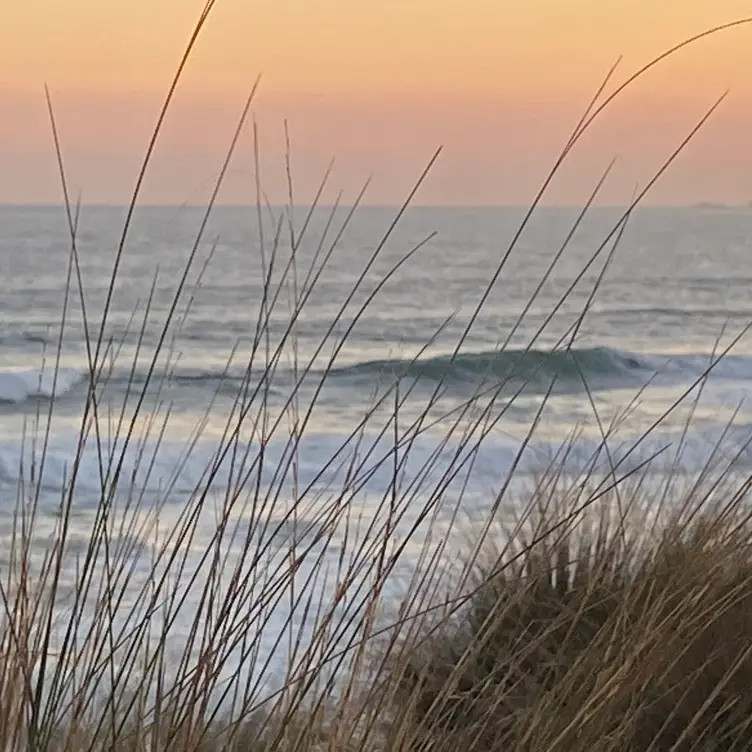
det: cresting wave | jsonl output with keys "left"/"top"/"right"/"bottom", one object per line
{"left": 326, "top": 346, "right": 752, "bottom": 390}
{"left": 0, "top": 367, "right": 86, "bottom": 404}
{"left": 327, "top": 346, "right": 648, "bottom": 389}
{"left": 117, "top": 347, "right": 752, "bottom": 392}
{"left": 2, "top": 345, "right": 750, "bottom": 405}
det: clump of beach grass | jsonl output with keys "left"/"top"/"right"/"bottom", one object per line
{"left": 3, "top": 3, "right": 752, "bottom": 749}
{"left": 387, "top": 472, "right": 752, "bottom": 751}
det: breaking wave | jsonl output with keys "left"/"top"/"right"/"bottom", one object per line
{"left": 323, "top": 346, "right": 752, "bottom": 392}
{"left": 327, "top": 346, "right": 649, "bottom": 390}
{"left": 4, "top": 345, "right": 752, "bottom": 406}
{"left": 0, "top": 367, "right": 86, "bottom": 404}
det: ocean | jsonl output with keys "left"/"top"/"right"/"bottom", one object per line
{"left": 2, "top": 204, "right": 752, "bottom": 698}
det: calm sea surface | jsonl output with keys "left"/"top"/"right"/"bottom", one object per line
{"left": 2, "top": 204, "right": 752, "bottom": 692}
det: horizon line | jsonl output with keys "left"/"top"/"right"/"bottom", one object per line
{"left": 1, "top": 201, "right": 750, "bottom": 210}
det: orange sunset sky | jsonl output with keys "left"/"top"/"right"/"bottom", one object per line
{"left": 2, "top": 1, "right": 752, "bottom": 206}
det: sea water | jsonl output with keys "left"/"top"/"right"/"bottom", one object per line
{"left": 1, "top": 204, "right": 752, "bottom": 702}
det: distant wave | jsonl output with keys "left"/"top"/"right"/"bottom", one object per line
{"left": 0, "top": 367, "right": 86, "bottom": 404}
{"left": 0, "top": 331, "right": 51, "bottom": 347}
{"left": 591, "top": 304, "right": 752, "bottom": 321}
{"left": 112, "top": 366, "right": 272, "bottom": 389}
{"left": 4, "top": 345, "right": 750, "bottom": 406}
{"left": 326, "top": 346, "right": 649, "bottom": 390}
{"left": 112, "top": 346, "right": 752, "bottom": 395}
{"left": 97, "top": 367, "right": 286, "bottom": 402}
{"left": 112, "top": 350, "right": 640, "bottom": 395}
{"left": 0, "top": 362, "right": 280, "bottom": 407}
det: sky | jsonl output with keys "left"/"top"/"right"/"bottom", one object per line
{"left": 2, "top": 1, "right": 752, "bottom": 206}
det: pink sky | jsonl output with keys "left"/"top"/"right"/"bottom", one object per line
{"left": 2, "top": 1, "right": 752, "bottom": 205}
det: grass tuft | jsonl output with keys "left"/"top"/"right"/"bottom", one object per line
{"left": 390, "top": 484, "right": 752, "bottom": 750}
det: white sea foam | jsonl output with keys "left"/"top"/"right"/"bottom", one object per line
{"left": 0, "top": 366, "right": 85, "bottom": 404}
{"left": 3, "top": 418, "right": 751, "bottom": 712}
{"left": 2, "top": 416, "right": 751, "bottom": 510}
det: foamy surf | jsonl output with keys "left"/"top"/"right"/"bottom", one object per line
{"left": 2, "top": 420, "right": 750, "bottom": 507}
{"left": 0, "top": 366, "right": 86, "bottom": 404}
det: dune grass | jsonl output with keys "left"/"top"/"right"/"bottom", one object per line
{"left": 4, "top": 5, "right": 752, "bottom": 749}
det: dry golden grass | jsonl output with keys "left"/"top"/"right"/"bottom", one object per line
{"left": 388, "top": 485, "right": 752, "bottom": 751}
{"left": 7, "top": 482, "right": 752, "bottom": 750}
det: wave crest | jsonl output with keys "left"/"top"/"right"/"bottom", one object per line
{"left": 0, "top": 367, "right": 86, "bottom": 404}
{"left": 328, "top": 346, "right": 648, "bottom": 389}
